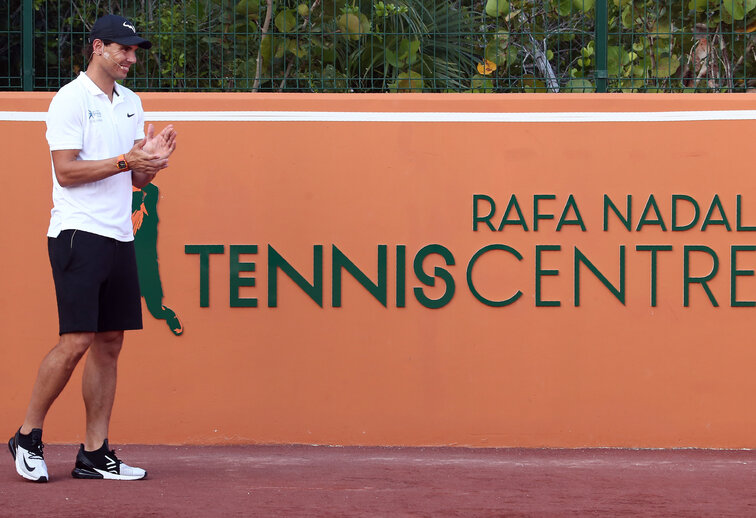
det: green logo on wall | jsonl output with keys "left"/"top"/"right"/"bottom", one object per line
{"left": 132, "top": 183, "right": 183, "bottom": 336}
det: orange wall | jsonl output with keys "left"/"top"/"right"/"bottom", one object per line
{"left": 2, "top": 92, "right": 756, "bottom": 448}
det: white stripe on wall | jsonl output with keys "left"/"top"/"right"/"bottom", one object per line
{"left": 2, "top": 110, "right": 756, "bottom": 123}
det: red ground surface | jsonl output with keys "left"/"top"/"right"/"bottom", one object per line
{"left": 1, "top": 445, "right": 754, "bottom": 517}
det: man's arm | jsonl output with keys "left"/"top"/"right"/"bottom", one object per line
{"left": 52, "top": 138, "right": 168, "bottom": 188}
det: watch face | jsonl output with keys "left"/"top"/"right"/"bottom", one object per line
{"left": 118, "top": 160, "right": 127, "bottom": 169}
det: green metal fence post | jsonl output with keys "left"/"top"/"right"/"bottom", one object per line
{"left": 22, "top": 0, "right": 33, "bottom": 91}
{"left": 595, "top": 0, "right": 608, "bottom": 93}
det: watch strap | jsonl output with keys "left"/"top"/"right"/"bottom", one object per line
{"left": 116, "top": 154, "right": 129, "bottom": 172}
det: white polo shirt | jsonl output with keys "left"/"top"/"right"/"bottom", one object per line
{"left": 46, "top": 71, "right": 146, "bottom": 241}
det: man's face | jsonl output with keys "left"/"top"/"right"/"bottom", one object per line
{"left": 100, "top": 42, "right": 139, "bottom": 79}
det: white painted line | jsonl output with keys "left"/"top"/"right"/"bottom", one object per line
{"left": 0, "top": 111, "right": 46, "bottom": 121}
{"left": 2, "top": 110, "right": 756, "bottom": 123}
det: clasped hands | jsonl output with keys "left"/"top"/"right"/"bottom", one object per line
{"left": 125, "top": 124, "right": 177, "bottom": 176}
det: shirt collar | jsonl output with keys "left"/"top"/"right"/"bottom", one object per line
{"left": 79, "top": 71, "right": 123, "bottom": 104}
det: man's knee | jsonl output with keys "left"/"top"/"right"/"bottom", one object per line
{"left": 92, "top": 330, "right": 124, "bottom": 359}
{"left": 56, "top": 332, "right": 96, "bottom": 368}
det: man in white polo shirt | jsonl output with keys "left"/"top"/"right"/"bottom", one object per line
{"left": 8, "top": 14, "right": 176, "bottom": 482}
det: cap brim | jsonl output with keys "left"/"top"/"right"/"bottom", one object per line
{"left": 111, "top": 35, "right": 152, "bottom": 49}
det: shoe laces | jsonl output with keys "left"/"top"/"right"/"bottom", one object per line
{"left": 106, "top": 449, "right": 123, "bottom": 469}
{"left": 28, "top": 438, "right": 44, "bottom": 459}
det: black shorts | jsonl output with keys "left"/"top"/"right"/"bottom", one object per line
{"left": 48, "top": 229, "right": 143, "bottom": 335}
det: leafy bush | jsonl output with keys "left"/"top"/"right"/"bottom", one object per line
{"left": 2, "top": 0, "right": 754, "bottom": 92}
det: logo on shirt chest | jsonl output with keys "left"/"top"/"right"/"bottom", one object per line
{"left": 87, "top": 109, "right": 103, "bottom": 122}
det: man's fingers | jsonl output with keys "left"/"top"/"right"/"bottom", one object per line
{"left": 151, "top": 158, "right": 169, "bottom": 170}
{"left": 158, "top": 139, "right": 176, "bottom": 159}
{"left": 155, "top": 124, "right": 174, "bottom": 140}
{"left": 130, "top": 155, "right": 169, "bottom": 175}
{"left": 138, "top": 124, "right": 177, "bottom": 161}
{"left": 135, "top": 147, "right": 161, "bottom": 160}
{"left": 157, "top": 126, "right": 177, "bottom": 158}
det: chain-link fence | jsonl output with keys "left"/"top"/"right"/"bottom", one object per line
{"left": 2, "top": 0, "right": 755, "bottom": 93}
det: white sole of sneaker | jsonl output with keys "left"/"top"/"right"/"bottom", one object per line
{"left": 71, "top": 467, "right": 147, "bottom": 481}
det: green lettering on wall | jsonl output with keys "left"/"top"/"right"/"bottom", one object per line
{"left": 473, "top": 194, "right": 496, "bottom": 231}
{"left": 737, "top": 195, "right": 756, "bottom": 231}
{"left": 636, "top": 194, "right": 667, "bottom": 231}
{"left": 466, "top": 244, "right": 523, "bottom": 307}
{"left": 230, "top": 245, "right": 258, "bottom": 307}
{"left": 185, "top": 244, "right": 225, "bottom": 307}
{"left": 397, "top": 245, "right": 406, "bottom": 308}
{"left": 731, "top": 245, "right": 756, "bottom": 307}
{"left": 672, "top": 194, "right": 700, "bottom": 231}
{"left": 603, "top": 194, "right": 632, "bottom": 231}
{"left": 636, "top": 245, "right": 673, "bottom": 307}
{"left": 413, "top": 244, "right": 456, "bottom": 309}
{"left": 535, "top": 245, "right": 561, "bottom": 307}
{"left": 533, "top": 194, "right": 556, "bottom": 231}
{"left": 497, "top": 195, "right": 529, "bottom": 231}
{"left": 267, "top": 245, "right": 323, "bottom": 308}
{"left": 556, "top": 195, "right": 586, "bottom": 231}
{"left": 332, "top": 245, "right": 387, "bottom": 307}
{"left": 574, "top": 246, "right": 626, "bottom": 306}
{"left": 684, "top": 245, "right": 719, "bottom": 307}
{"left": 701, "top": 195, "right": 732, "bottom": 231}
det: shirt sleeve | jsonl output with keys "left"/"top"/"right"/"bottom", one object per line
{"left": 45, "top": 89, "right": 84, "bottom": 151}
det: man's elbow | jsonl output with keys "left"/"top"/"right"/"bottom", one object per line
{"left": 55, "top": 170, "right": 76, "bottom": 187}
{"left": 54, "top": 165, "right": 85, "bottom": 188}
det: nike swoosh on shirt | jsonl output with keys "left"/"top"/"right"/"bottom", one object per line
{"left": 22, "top": 456, "right": 36, "bottom": 472}
{"left": 127, "top": 113, "right": 135, "bottom": 118}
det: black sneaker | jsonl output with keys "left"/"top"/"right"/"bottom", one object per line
{"left": 71, "top": 439, "right": 146, "bottom": 481}
{"left": 8, "top": 428, "right": 49, "bottom": 482}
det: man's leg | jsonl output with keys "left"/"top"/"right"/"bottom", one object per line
{"left": 70, "top": 238, "right": 146, "bottom": 480}
{"left": 81, "top": 330, "right": 123, "bottom": 451}
{"left": 73, "top": 330, "right": 146, "bottom": 481}
{"left": 10, "top": 332, "right": 94, "bottom": 482}
{"left": 20, "top": 332, "right": 95, "bottom": 434}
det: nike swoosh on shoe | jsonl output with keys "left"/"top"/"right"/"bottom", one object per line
{"left": 22, "top": 456, "right": 36, "bottom": 472}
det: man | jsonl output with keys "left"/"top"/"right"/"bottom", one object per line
{"left": 7, "top": 14, "right": 176, "bottom": 482}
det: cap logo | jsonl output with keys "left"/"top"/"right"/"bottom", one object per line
{"left": 123, "top": 21, "right": 135, "bottom": 33}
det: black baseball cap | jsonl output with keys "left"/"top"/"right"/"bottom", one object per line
{"left": 89, "top": 14, "right": 152, "bottom": 49}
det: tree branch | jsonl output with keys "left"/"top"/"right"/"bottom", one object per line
{"left": 253, "top": 0, "right": 273, "bottom": 92}
{"left": 278, "top": 0, "right": 321, "bottom": 92}
{"left": 529, "top": 34, "right": 560, "bottom": 92}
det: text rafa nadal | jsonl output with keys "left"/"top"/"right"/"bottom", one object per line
{"left": 184, "top": 193, "right": 756, "bottom": 309}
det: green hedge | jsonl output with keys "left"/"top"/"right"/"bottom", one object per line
{"left": 2, "top": 0, "right": 754, "bottom": 92}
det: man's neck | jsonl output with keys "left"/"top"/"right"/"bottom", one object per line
{"left": 85, "top": 67, "right": 117, "bottom": 102}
